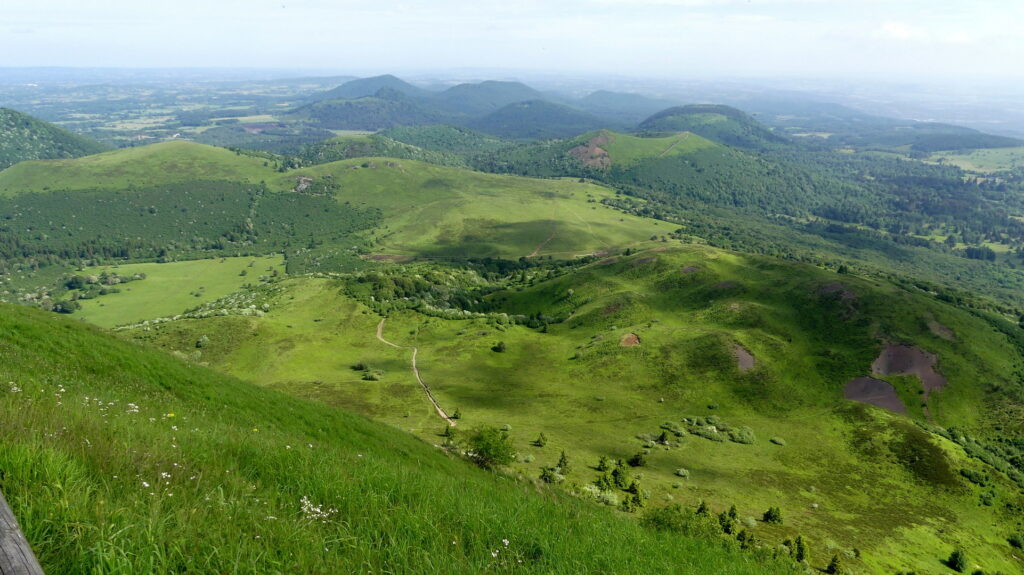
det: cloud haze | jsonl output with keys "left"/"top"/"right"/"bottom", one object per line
{"left": 3, "top": 0, "right": 1022, "bottom": 82}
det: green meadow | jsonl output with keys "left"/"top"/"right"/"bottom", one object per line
{"left": 0, "top": 303, "right": 797, "bottom": 574}
{"left": 929, "top": 146, "right": 1024, "bottom": 172}
{"left": 126, "top": 245, "right": 1024, "bottom": 574}
{"left": 73, "top": 255, "right": 284, "bottom": 328}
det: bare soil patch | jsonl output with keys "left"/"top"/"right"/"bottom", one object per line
{"left": 733, "top": 345, "right": 755, "bottom": 371}
{"left": 681, "top": 265, "right": 699, "bottom": 274}
{"left": 872, "top": 345, "right": 947, "bottom": 396}
{"left": 362, "top": 254, "right": 414, "bottom": 263}
{"left": 926, "top": 318, "right": 956, "bottom": 341}
{"left": 620, "top": 333, "right": 640, "bottom": 347}
{"left": 601, "top": 304, "right": 622, "bottom": 316}
{"left": 844, "top": 377, "right": 907, "bottom": 414}
{"left": 598, "top": 257, "right": 618, "bottom": 266}
{"left": 818, "top": 282, "right": 856, "bottom": 301}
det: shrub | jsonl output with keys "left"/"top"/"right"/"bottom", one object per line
{"left": 464, "top": 426, "right": 516, "bottom": 470}
{"left": 596, "top": 455, "right": 610, "bottom": 471}
{"left": 729, "top": 426, "right": 756, "bottom": 445}
{"left": 1009, "top": 532, "right": 1023, "bottom": 549}
{"left": 770, "top": 437, "right": 786, "bottom": 446}
{"left": 627, "top": 452, "right": 647, "bottom": 467}
{"left": 947, "top": 549, "right": 966, "bottom": 572}
{"left": 500, "top": 424, "right": 512, "bottom": 431}
{"left": 521, "top": 454, "right": 535, "bottom": 463}
{"left": 557, "top": 450, "right": 571, "bottom": 474}
{"left": 533, "top": 432, "right": 547, "bottom": 447}
{"left": 491, "top": 341, "right": 506, "bottom": 352}
{"left": 762, "top": 506, "right": 783, "bottom": 524}
{"left": 539, "top": 466, "right": 564, "bottom": 484}
{"left": 825, "top": 554, "right": 843, "bottom": 574}
{"left": 794, "top": 535, "right": 809, "bottom": 563}
{"left": 674, "top": 468, "right": 690, "bottom": 478}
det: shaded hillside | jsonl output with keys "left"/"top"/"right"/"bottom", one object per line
{"left": 0, "top": 107, "right": 108, "bottom": 170}
{"left": 639, "top": 105, "right": 789, "bottom": 149}
{"left": 433, "top": 80, "right": 546, "bottom": 115}
{"left": 577, "top": 90, "right": 679, "bottom": 124}
{"left": 291, "top": 89, "right": 448, "bottom": 130}
{"left": 469, "top": 100, "right": 610, "bottom": 140}
{"left": 381, "top": 125, "right": 514, "bottom": 157}
{"left": 305, "top": 74, "right": 430, "bottom": 103}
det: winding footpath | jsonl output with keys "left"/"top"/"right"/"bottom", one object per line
{"left": 375, "top": 318, "right": 456, "bottom": 427}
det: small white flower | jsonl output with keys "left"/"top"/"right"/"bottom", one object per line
{"left": 141, "top": 481, "right": 150, "bottom": 488}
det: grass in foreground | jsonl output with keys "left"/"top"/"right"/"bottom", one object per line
{"left": 0, "top": 303, "right": 796, "bottom": 574}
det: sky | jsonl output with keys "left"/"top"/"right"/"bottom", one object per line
{"left": 4, "top": 0, "right": 1023, "bottom": 83}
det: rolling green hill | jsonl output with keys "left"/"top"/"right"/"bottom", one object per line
{"left": 381, "top": 125, "right": 514, "bottom": 157}
{"left": 266, "top": 157, "right": 666, "bottom": 260}
{"left": 433, "top": 81, "right": 546, "bottom": 115}
{"left": 293, "top": 133, "right": 468, "bottom": 167}
{"left": 638, "top": 105, "right": 789, "bottom": 149}
{"left": 0, "top": 107, "right": 108, "bottom": 170}
{"left": 125, "top": 244, "right": 1024, "bottom": 574}
{"left": 0, "top": 140, "right": 268, "bottom": 196}
{"left": 0, "top": 302, "right": 798, "bottom": 574}
{"left": 469, "top": 100, "right": 610, "bottom": 140}
{"left": 305, "top": 74, "right": 431, "bottom": 103}
{"left": 290, "top": 90, "right": 448, "bottom": 131}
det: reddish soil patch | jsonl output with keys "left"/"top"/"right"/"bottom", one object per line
{"left": 598, "top": 257, "right": 619, "bottom": 265}
{"left": 601, "top": 304, "right": 622, "bottom": 316}
{"left": 818, "top": 282, "right": 856, "bottom": 301}
{"left": 844, "top": 377, "right": 907, "bottom": 414}
{"left": 620, "top": 333, "right": 640, "bottom": 347}
{"left": 569, "top": 139, "right": 611, "bottom": 169}
{"left": 872, "top": 345, "right": 948, "bottom": 396}
{"left": 926, "top": 318, "right": 955, "bottom": 341}
{"left": 362, "top": 254, "right": 413, "bottom": 263}
{"left": 681, "top": 266, "right": 699, "bottom": 274}
{"left": 733, "top": 345, "right": 755, "bottom": 371}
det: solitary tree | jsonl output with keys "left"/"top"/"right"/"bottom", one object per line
{"left": 762, "top": 506, "right": 783, "bottom": 524}
{"left": 825, "top": 554, "right": 843, "bottom": 575}
{"left": 534, "top": 432, "right": 547, "bottom": 447}
{"left": 464, "top": 427, "right": 515, "bottom": 470}
{"left": 556, "top": 450, "right": 571, "bottom": 474}
{"left": 794, "top": 535, "right": 809, "bottom": 563}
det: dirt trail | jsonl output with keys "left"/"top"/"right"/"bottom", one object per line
{"left": 658, "top": 132, "right": 690, "bottom": 157}
{"left": 528, "top": 230, "right": 558, "bottom": 257}
{"left": 376, "top": 318, "right": 456, "bottom": 426}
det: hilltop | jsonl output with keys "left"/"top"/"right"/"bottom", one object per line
{"left": 304, "top": 74, "right": 431, "bottom": 103}
{"left": 0, "top": 107, "right": 108, "bottom": 170}
{"left": 638, "top": 104, "right": 788, "bottom": 149}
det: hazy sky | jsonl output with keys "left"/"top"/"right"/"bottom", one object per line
{"left": 4, "top": 0, "right": 1023, "bottom": 82}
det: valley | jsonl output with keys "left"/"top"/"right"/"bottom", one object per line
{"left": 2, "top": 69, "right": 1024, "bottom": 574}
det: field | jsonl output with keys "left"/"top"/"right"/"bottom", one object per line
{"left": 125, "top": 245, "right": 1024, "bottom": 574}
{"left": 74, "top": 255, "right": 284, "bottom": 328}
{"left": 929, "top": 146, "right": 1024, "bottom": 172}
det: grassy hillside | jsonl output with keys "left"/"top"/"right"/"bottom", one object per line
{"left": 294, "top": 133, "right": 467, "bottom": 168}
{"left": 267, "top": 158, "right": 666, "bottom": 259}
{"left": 638, "top": 105, "right": 788, "bottom": 149}
{"left": 0, "top": 141, "right": 268, "bottom": 196}
{"left": 0, "top": 107, "right": 108, "bottom": 170}
{"left": 0, "top": 303, "right": 800, "bottom": 574}
{"left": 382, "top": 125, "right": 514, "bottom": 157}
{"left": 127, "top": 245, "right": 1024, "bottom": 574}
